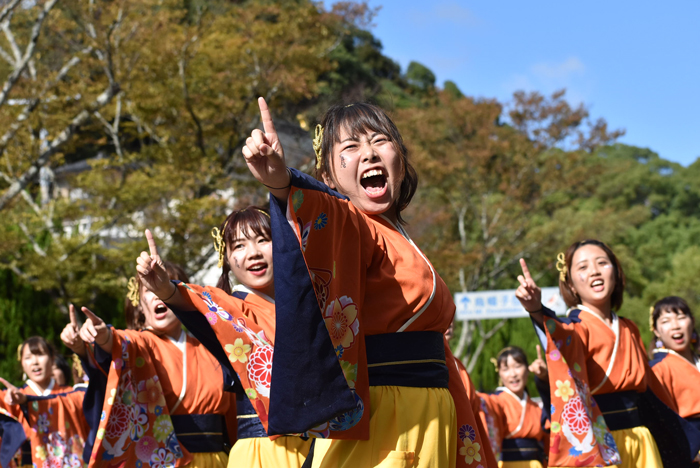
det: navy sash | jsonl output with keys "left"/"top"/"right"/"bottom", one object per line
{"left": 236, "top": 392, "right": 268, "bottom": 439}
{"left": 594, "top": 391, "right": 642, "bottom": 431}
{"left": 365, "top": 331, "right": 449, "bottom": 388}
{"left": 170, "top": 414, "right": 229, "bottom": 454}
{"left": 0, "top": 414, "right": 26, "bottom": 468}
{"left": 501, "top": 438, "right": 543, "bottom": 462}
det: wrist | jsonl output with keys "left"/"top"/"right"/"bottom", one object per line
{"left": 96, "top": 328, "right": 112, "bottom": 347}
{"left": 162, "top": 282, "right": 178, "bottom": 302}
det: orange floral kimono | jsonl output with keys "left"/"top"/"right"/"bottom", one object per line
{"left": 535, "top": 305, "right": 700, "bottom": 466}
{"left": 650, "top": 349, "right": 700, "bottom": 425}
{"left": 86, "top": 329, "right": 237, "bottom": 467}
{"left": 0, "top": 380, "right": 89, "bottom": 468}
{"left": 477, "top": 387, "right": 545, "bottom": 464}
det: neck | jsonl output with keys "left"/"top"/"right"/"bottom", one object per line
{"left": 514, "top": 389, "right": 525, "bottom": 400}
{"left": 163, "top": 325, "right": 183, "bottom": 340}
{"left": 580, "top": 301, "right": 613, "bottom": 322}
{"left": 678, "top": 346, "right": 696, "bottom": 364}
{"left": 29, "top": 377, "right": 52, "bottom": 393}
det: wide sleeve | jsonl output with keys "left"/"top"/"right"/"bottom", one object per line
{"left": 87, "top": 330, "right": 191, "bottom": 468}
{"left": 22, "top": 388, "right": 90, "bottom": 467}
{"left": 534, "top": 306, "right": 622, "bottom": 467}
{"left": 0, "top": 404, "right": 26, "bottom": 468}
{"left": 265, "top": 168, "right": 379, "bottom": 439}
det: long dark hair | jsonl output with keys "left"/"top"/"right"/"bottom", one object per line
{"left": 215, "top": 206, "right": 271, "bottom": 295}
{"left": 314, "top": 103, "right": 418, "bottom": 224}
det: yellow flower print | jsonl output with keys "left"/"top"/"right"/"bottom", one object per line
{"left": 555, "top": 379, "right": 575, "bottom": 403}
{"left": 35, "top": 445, "right": 47, "bottom": 461}
{"left": 225, "top": 338, "right": 251, "bottom": 364}
{"left": 459, "top": 439, "right": 482, "bottom": 464}
{"left": 324, "top": 297, "right": 359, "bottom": 349}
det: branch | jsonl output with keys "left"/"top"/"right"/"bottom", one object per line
{"left": 18, "top": 221, "right": 47, "bottom": 257}
{"left": 58, "top": 214, "right": 122, "bottom": 262}
{"left": 466, "top": 318, "right": 506, "bottom": 373}
{"left": 179, "top": 36, "right": 205, "bottom": 157}
{"left": 0, "top": 0, "right": 60, "bottom": 110}
{"left": 0, "top": 0, "right": 22, "bottom": 24}
{"left": 0, "top": 82, "right": 120, "bottom": 210}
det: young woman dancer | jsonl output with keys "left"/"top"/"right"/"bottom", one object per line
{"left": 76, "top": 261, "right": 238, "bottom": 468}
{"left": 477, "top": 347, "right": 547, "bottom": 468}
{"left": 229, "top": 98, "right": 494, "bottom": 467}
{"left": 0, "top": 336, "right": 89, "bottom": 468}
{"left": 649, "top": 297, "right": 700, "bottom": 430}
{"left": 515, "top": 239, "right": 700, "bottom": 467}
{"left": 137, "top": 207, "right": 311, "bottom": 467}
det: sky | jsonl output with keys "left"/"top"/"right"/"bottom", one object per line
{"left": 365, "top": 0, "right": 700, "bottom": 166}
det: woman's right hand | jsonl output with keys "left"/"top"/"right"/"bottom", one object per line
{"left": 60, "top": 304, "right": 86, "bottom": 357}
{"left": 0, "top": 377, "right": 26, "bottom": 406}
{"left": 136, "top": 229, "right": 174, "bottom": 300}
{"left": 242, "top": 97, "right": 290, "bottom": 196}
{"left": 78, "top": 307, "right": 113, "bottom": 353}
{"left": 515, "top": 258, "right": 542, "bottom": 312}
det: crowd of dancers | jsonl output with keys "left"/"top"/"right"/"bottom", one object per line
{"left": 1, "top": 98, "right": 699, "bottom": 468}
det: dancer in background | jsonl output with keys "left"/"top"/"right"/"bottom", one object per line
{"left": 478, "top": 346, "right": 547, "bottom": 468}
{"left": 136, "top": 207, "right": 311, "bottom": 468}
{"left": 649, "top": 296, "right": 700, "bottom": 432}
{"left": 516, "top": 239, "right": 700, "bottom": 467}
{"left": 77, "top": 261, "right": 237, "bottom": 468}
{"left": 0, "top": 336, "right": 88, "bottom": 468}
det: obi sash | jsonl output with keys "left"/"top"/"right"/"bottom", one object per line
{"left": 365, "top": 331, "right": 449, "bottom": 389}
{"left": 170, "top": 414, "right": 230, "bottom": 454}
{"left": 501, "top": 438, "right": 543, "bottom": 462}
{"left": 236, "top": 393, "right": 268, "bottom": 439}
{"left": 595, "top": 389, "right": 700, "bottom": 468}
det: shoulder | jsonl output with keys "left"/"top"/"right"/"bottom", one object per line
{"left": 649, "top": 350, "right": 671, "bottom": 369}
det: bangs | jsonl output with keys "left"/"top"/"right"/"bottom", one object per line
{"left": 327, "top": 104, "right": 398, "bottom": 145}
{"left": 653, "top": 296, "right": 693, "bottom": 328}
{"left": 224, "top": 207, "right": 271, "bottom": 245}
{"left": 22, "top": 336, "right": 53, "bottom": 359}
{"left": 496, "top": 346, "right": 528, "bottom": 368}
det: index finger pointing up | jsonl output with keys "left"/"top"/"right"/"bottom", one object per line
{"left": 536, "top": 344, "right": 542, "bottom": 360}
{"left": 0, "top": 377, "right": 16, "bottom": 391}
{"left": 258, "top": 97, "right": 277, "bottom": 137}
{"left": 519, "top": 258, "right": 533, "bottom": 281}
{"left": 69, "top": 304, "right": 79, "bottom": 328}
{"left": 145, "top": 229, "right": 158, "bottom": 258}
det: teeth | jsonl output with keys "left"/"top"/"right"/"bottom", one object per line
{"left": 591, "top": 280, "right": 603, "bottom": 286}
{"left": 362, "top": 169, "right": 383, "bottom": 179}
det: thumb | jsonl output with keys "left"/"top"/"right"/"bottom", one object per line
{"left": 81, "top": 307, "right": 103, "bottom": 325}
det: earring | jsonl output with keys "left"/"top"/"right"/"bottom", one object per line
{"left": 692, "top": 331, "right": 698, "bottom": 345}
{"left": 655, "top": 339, "right": 664, "bottom": 349}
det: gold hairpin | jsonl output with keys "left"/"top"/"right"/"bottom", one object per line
{"left": 555, "top": 252, "right": 567, "bottom": 282}
{"left": 211, "top": 220, "right": 228, "bottom": 268}
{"left": 313, "top": 124, "right": 323, "bottom": 170}
{"left": 71, "top": 354, "right": 85, "bottom": 382}
{"left": 256, "top": 208, "right": 270, "bottom": 218}
{"left": 17, "top": 344, "right": 22, "bottom": 361}
{"left": 127, "top": 277, "right": 140, "bottom": 306}
{"left": 649, "top": 306, "right": 655, "bottom": 332}
{"left": 489, "top": 357, "right": 499, "bottom": 373}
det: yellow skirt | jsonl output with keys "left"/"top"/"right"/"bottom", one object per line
{"left": 311, "top": 386, "right": 456, "bottom": 468}
{"left": 227, "top": 436, "right": 312, "bottom": 468}
{"left": 608, "top": 426, "right": 662, "bottom": 468}
{"left": 184, "top": 451, "right": 229, "bottom": 468}
{"left": 499, "top": 461, "right": 543, "bottom": 468}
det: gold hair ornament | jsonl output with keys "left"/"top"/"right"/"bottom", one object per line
{"left": 489, "top": 357, "right": 499, "bottom": 373}
{"left": 313, "top": 124, "right": 324, "bottom": 170}
{"left": 649, "top": 305, "right": 655, "bottom": 332}
{"left": 17, "top": 344, "right": 23, "bottom": 361}
{"left": 72, "top": 354, "right": 86, "bottom": 383}
{"left": 127, "top": 277, "right": 140, "bottom": 306}
{"left": 555, "top": 252, "right": 567, "bottom": 282}
{"left": 211, "top": 221, "right": 228, "bottom": 269}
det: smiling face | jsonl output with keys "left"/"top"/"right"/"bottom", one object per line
{"left": 499, "top": 355, "right": 528, "bottom": 397}
{"left": 140, "top": 287, "right": 182, "bottom": 339}
{"left": 655, "top": 309, "right": 695, "bottom": 353}
{"left": 326, "top": 127, "right": 403, "bottom": 222}
{"left": 569, "top": 244, "right": 616, "bottom": 309}
{"left": 227, "top": 226, "right": 274, "bottom": 298}
{"left": 21, "top": 345, "right": 53, "bottom": 388}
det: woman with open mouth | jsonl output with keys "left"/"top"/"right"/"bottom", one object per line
{"left": 75, "top": 260, "right": 238, "bottom": 468}
{"left": 515, "top": 239, "right": 700, "bottom": 468}
{"left": 144, "top": 206, "right": 312, "bottom": 468}
{"left": 0, "top": 336, "right": 89, "bottom": 468}
{"left": 477, "top": 346, "right": 548, "bottom": 468}
{"left": 650, "top": 297, "right": 700, "bottom": 437}
{"left": 226, "top": 98, "right": 497, "bottom": 468}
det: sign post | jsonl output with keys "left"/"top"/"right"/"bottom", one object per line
{"left": 454, "top": 287, "right": 567, "bottom": 321}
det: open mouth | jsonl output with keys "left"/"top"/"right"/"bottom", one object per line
{"left": 591, "top": 279, "right": 604, "bottom": 291}
{"left": 247, "top": 262, "right": 268, "bottom": 277}
{"left": 154, "top": 303, "right": 169, "bottom": 319}
{"left": 671, "top": 333, "right": 685, "bottom": 344}
{"left": 360, "top": 169, "right": 387, "bottom": 198}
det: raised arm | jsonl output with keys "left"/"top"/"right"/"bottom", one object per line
{"left": 136, "top": 229, "right": 187, "bottom": 309}
{"left": 60, "top": 304, "right": 87, "bottom": 359}
{"left": 242, "top": 97, "right": 291, "bottom": 202}
{"left": 515, "top": 258, "right": 544, "bottom": 327}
